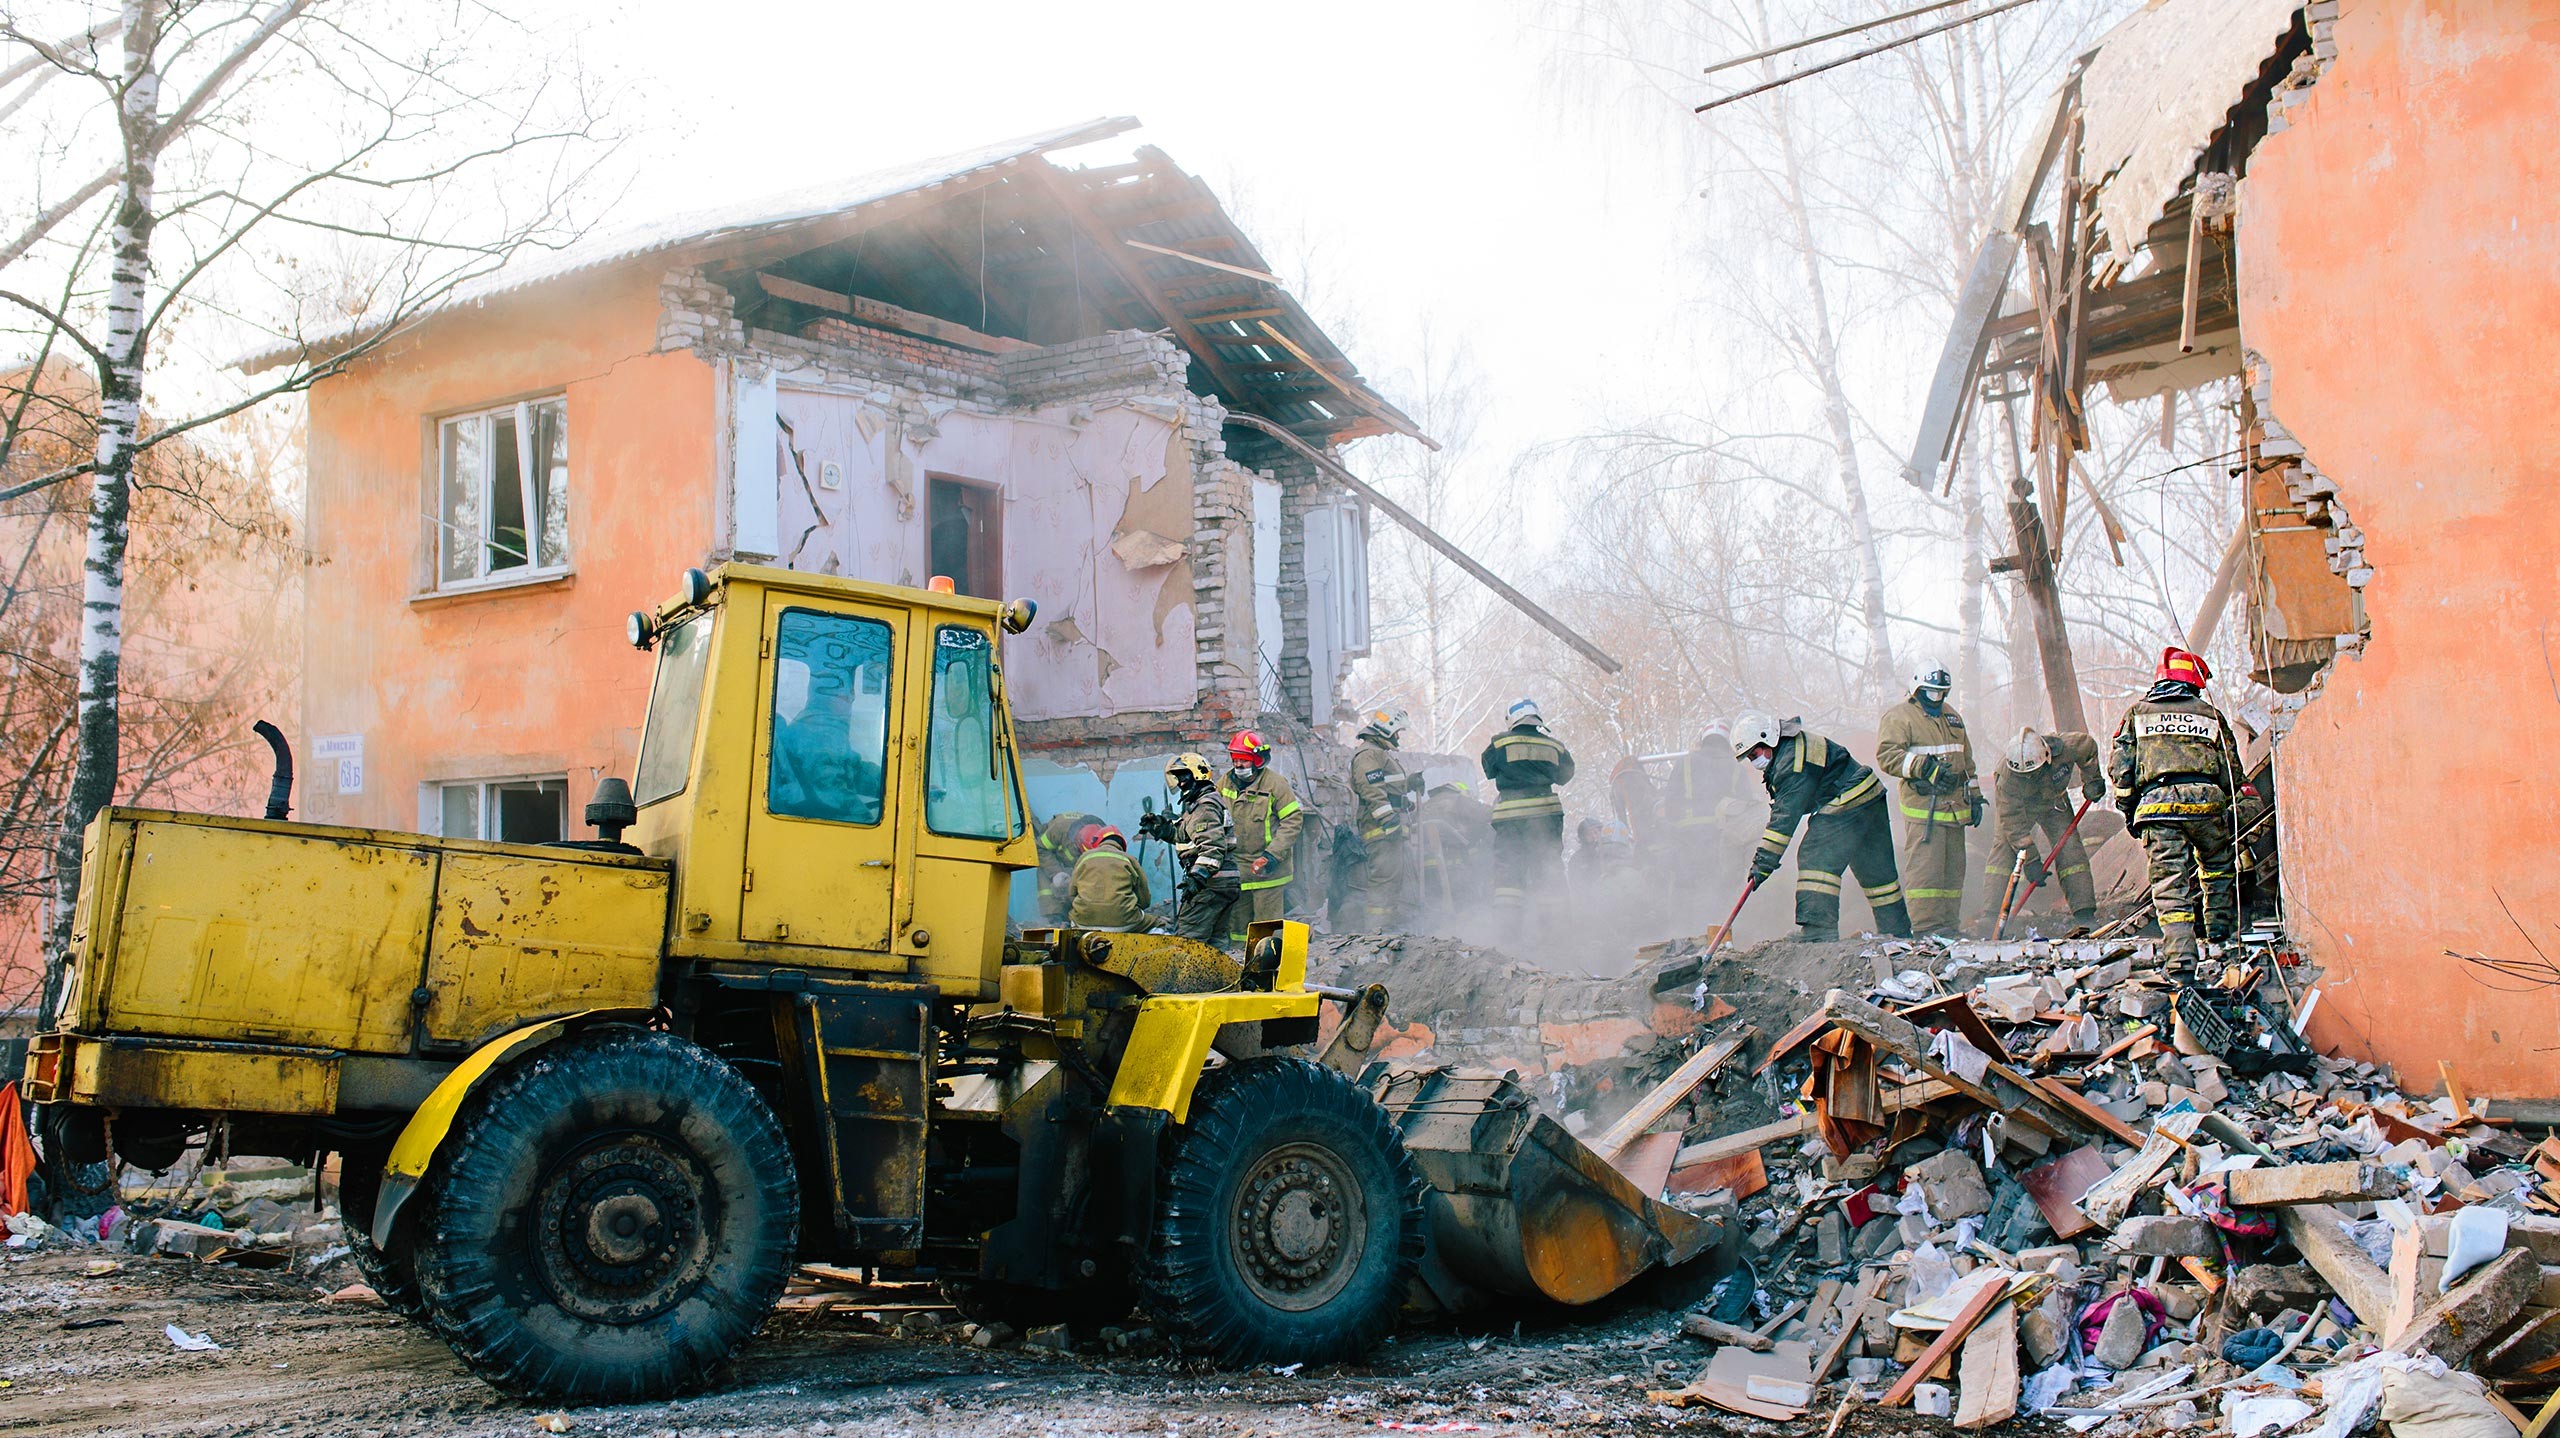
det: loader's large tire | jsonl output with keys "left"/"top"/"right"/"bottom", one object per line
{"left": 412, "top": 1028, "right": 799, "bottom": 1401}
{"left": 1140, "top": 1056, "right": 1424, "bottom": 1366}
{"left": 335, "top": 1154, "right": 426, "bottom": 1322}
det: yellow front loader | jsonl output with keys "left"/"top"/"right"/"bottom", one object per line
{"left": 25, "top": 564, "right": 1721, "bottom": 1402}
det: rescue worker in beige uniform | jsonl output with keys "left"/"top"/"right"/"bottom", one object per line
{"left": 1067, "top": 825, "right": 1151, "bottom": 931}
{"left": 2109, "top": 647, "right": 2242, "bottom": 963}
{"left": 1984, "top": 726, "right": 2106, "bottom": 930}
{"left": 1219, "top": 729, "right": 1303, "bottom": 929}
{"left": 1875, "top": 661, "right": 1982, "bottom": 935}
{"left": 1480, "top": 699, "right": 1575, "bottom": 933}
{"left": 1034, "top": 810, "right": 1103, "bottom": 923}
{"left": 1347, "top": 709, "right": 1420, "bottom": 930}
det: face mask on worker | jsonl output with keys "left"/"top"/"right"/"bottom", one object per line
{"left": 1749, "top": 751, "right": 1772, "bottom": 772}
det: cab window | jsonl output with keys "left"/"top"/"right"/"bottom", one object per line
{"left": 633, "top": 613, "right": 711, "bottom": 805}
{"left": 768, "top": 610, "right": 893, "bottom": 826}
{"left": 923, "top": 624, "right": 1017, "bottom": 839}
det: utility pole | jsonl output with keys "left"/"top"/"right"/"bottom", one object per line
{"left": 1991, "top": 390, "right": 2091, "bottom": 736}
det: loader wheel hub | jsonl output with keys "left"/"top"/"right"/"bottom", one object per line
{"left": 534, "top": 1136, "right": 710, "bottom": 1323}
{"left": 1231, "top": 1143, "right": 1365, "bottom": 1312}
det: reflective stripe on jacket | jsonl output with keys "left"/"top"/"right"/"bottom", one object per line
{"left": 1755, "top": 728, "right": 1883, "bottom": 862}
{"left": 1480, "top": 725, "right": 1576, "bottom": 821}
{"left": 1219, "top": 767, "right": 1303, "bottom": 890}
{"left": 1877, "top": 699, "right": 1975, "bottom": 826}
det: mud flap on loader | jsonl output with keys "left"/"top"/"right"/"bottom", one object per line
{"left": 1366, "top": 1065, "right": 1728, "bottom": 1314}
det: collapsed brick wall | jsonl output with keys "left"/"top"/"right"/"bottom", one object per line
{"left": 654, "top": 267, "right": 1356, "bottom": 774}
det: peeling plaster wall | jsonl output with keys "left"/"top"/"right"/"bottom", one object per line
{"left": 2242, "top": 0, "right": 2560, "bottom": 1095}
{"left": 770, "top": 390, "right": 1199, "bottom": 717}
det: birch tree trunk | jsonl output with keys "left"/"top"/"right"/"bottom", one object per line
{"left": 38, "top": 0, "right": 160, "bottom": 1028}
{"left": 1771, "top": 106, "right": 1897, "bottom": 697}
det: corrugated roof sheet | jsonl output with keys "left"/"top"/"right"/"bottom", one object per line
{"left": 2079, "top": 0, "right": 2300, "bottom": 264}
{"left": 238, "top": 115, "right": 1137, "bottom": 373}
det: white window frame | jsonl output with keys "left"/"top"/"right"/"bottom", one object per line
{"left": 433, "top": 395, "right": 570, "bottom": 593}
{"left": 421, "top": 773, "right": 570, "bottom": 844}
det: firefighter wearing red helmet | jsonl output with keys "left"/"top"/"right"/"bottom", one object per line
{"left": 1219, "top": 729, "right": 1304, "bottom": 930}
{"left": 2108, "top": 646, "right": 2242, "bottom": 962}
{"left": 1067, "top": 824, "right": 1151, "bottom": 933}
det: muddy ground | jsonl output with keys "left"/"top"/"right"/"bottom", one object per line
{"left": 0, "top": 1248, "right": 1972, "bottom": 1438}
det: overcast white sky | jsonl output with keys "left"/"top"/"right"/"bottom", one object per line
{"left": 587, "top": 0, "right": 1704, "bottom": 480}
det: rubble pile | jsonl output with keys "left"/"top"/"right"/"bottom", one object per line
{"left": 1607, "top": 925, "right": 2560, "bottom": 1436}
{"left": 9, "top": 1153, "right": 352, "bottom": 1277}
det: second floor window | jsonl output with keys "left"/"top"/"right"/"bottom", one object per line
{"left": 439, "top": 397, "right": 568, "bottom": 587}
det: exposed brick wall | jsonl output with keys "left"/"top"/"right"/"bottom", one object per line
{"left": 799, "top": 317, "right": 1002, "bottom": 391}
{"left": 657, "top": 267, "right": 1308, "bottom": 775}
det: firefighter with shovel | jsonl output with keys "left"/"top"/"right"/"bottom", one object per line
{"left": 1983, "top": 725, "right": 2105, "bottom": 933}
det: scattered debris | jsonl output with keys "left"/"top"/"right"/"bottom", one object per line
{"left": 162, "top": 1323, "right": 219, "bottom": 1352}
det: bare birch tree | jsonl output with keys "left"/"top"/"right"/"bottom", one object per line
{"left": 0, "top": 0, "right": 618, "bottom": 1025}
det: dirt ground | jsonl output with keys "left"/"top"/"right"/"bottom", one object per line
{"left": 0, "top": 1247, "right": 1965, "bottom": 1438}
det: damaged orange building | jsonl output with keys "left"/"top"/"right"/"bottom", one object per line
{"left": 1913, "top": 0, "right": 2560, "bottom": 1095}
{"left": 246, "top": 119, "right": 1430, "bottom": 911}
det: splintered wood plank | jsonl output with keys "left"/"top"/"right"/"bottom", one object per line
{"left": 1595, "top": 1027, "right": 1757, "bottom": 1161}
{"left": 1883, "top": 1278, "right": 2011, "bottom": 1407}
{"left": 1954, "top": 1300, "right": 2020, "bottom": 1430}
{"left": 2227, "top": 1161, "right": 2400, "bottom": 1208}
{"left": 1812, "top": 1270, "right": 1892, "bottom": 1388}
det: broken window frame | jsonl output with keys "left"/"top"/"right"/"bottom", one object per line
{"left": 433, "top": 396, "right": 570, "bottom": 591}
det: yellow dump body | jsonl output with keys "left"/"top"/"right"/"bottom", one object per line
{"left": 35, "top": 808, "right": 669, "bottom": 1115}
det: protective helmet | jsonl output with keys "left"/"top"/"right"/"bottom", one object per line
{"left": 1506, "top": 698, "right": 1544, "bottom": 729}
{"left": 1165, "top": 752, "right": 1213, "bottom": 790}
{"left": 1911, "top": 660, "right": 1954, "bottom": 700}
{"left": 1576, "top": 817, "right": 1609, "bottom": 844}
{"left": 1227, "top": 730, "right": 1271, "bottom": 769}
{"left": 2157, "top": 647, "right": 2212, "bottom": 685}
{"left": 1699, "top": 718, "right": 1731, "bottom": 748}
{"left": 1730, "top": 710, "right": 1782, "bottom": 760}
{"left": 2005, "top": 726, "right": 2052, "bottom": 774}
{"left": 1070, "top": 821, "right": 1109, "bottom": 852}
{"left": 1358, "top": 707, "right": 1407, "bottom": 742}
{"left": 1080, "top": 824, "right": 1125, "bottom": 852}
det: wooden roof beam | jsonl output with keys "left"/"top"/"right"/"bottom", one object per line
{"left": 1030, "top": 161, "right": 1266, "bottom": 415}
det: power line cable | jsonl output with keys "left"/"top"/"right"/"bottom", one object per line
{"left": 1696, "top": 0, "right": 2048, "bottom": 115}
{"left": 1703, "top": 0, "right": 1989, "bottom": 77}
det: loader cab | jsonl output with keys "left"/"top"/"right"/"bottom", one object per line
{"left": 624, "top": 564, "right": 1037, "bottom": 998}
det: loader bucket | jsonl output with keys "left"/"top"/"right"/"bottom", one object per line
{"left": 1366, "top": 1065, "right": 1727, "bottom": 1313}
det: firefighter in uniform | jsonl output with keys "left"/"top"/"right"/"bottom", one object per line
{"left": 1667, "top": 720, "right": 1739, "bottom": 873}
{"left": 1348, "top": 709, "right": 1420, "bottom": 930}
{"left": 2110, "top": 647, "right": 2242, "bottom": 963}
{"left": 1734, "top": 710, "right": 1911, "bottom": 941}
{"left": 1067, "top": 825, "right": 1151, "bottom": 932}
{"left": 1220, "top": 730, "right": 1303, "bottom": 930}
{"left": 1417, "top": 781, "right": 1492, "bottom": 915}
{"left": 1983, "top": 726, "right": 2105, "bottom": 930}
{"left": 1161, "top": 752, "right": 1241, "bottom": 944}
{"left": 1034, "top": 810, "right": 1103, "bottom": 924}
{"left": 1875, "top": 661, "right": 1982, "bottom": 935}
{"left": 1480, "top": 699, "right": 1576, "bottom": 931}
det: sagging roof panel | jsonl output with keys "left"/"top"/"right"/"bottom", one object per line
{"left": 2079, "top": 0, "right": 2303, "bottom": 264}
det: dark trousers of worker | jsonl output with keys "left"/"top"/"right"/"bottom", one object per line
{"left": 1490, "top": 813, "right": 1564, "bottom": 929}
{"left": 1983, "top": 805, "right": 2096, "bottom": 923}
{"left": 1895, "top": 791, "right": 1970, "bottom": 934}
{"left": 1796, "top": 799, "right": 1910, "bottom": 940}
{"left": 1175, "top": 877, "right": 1241, "bottom": 946}
{"left": 1353, "top": 829, "right": 1408, "bottom": 930}
{"left": 2133, "top": 781, "right": 2237, "bottom": 959}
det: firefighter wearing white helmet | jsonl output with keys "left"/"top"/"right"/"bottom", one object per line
{"left": 1480, "top": 698, "right": 1576, "bottom": 934}
{"left": 1875, "top": 660, "right": 1980, "bottom": 935}
{"left": 1347, "top": 708, "right": 1421, "bottom": 929}
{"left": 1730, "top": 710, "right": 1911, "bottom": 941}
{"left": 1981, "top": 725, "right": 2107, "bottom": 929}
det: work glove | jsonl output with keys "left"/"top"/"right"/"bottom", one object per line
{"left": 1910, "top": 755, "right": 1950, "bottom": 788}
{"left": 2020, "top": 852, "right": 2049, "bottom": 888}
{"left": 2083, "top": 777, "right": 2107, "bottom": 805}
{"left": 1966, "top": 785, "right": 1986, "bottom": 828}
{"left": 1248, "top": 854, "right": 1274, "bottom": 877}
{"left": 1748, "top": 852, "right": 1779, "bottom": 886}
